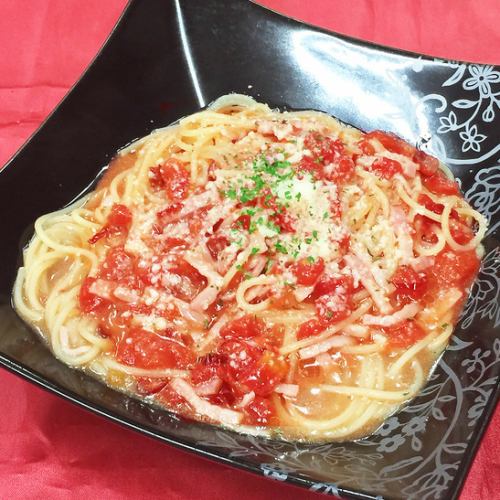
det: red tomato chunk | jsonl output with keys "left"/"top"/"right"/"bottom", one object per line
{"left": 220, "top": 315, "right": 265, "bottom": 339}
{"left": 115, "top": 328, "right": 193, "bottom": 369}
{"left": 422, "top": 172, "right": 459, "bottom": 196}
{"left": 149, "top": 159, "right": 190, "bottom": 200}
{"left": 384, "top": 320, "right": 426, "bottom": 348}
{"left": 391, "top": 265, "right": 428, "bottom": 304}
{"left": 291, "top": 257, "right": 325, "bottom": 286}
{"left": 89, "top": 203, "right": 132, "bottom": 244}
{"left": 370, "top": 157, "right": 403, "bottom": 179}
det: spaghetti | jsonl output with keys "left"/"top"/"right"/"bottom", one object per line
{"left": 13, "top": 95, "right": 486, "bottom": 441}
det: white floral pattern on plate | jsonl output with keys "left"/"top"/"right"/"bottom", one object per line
{"left": 198, "top": 60, "right": 500, "bottom": 500}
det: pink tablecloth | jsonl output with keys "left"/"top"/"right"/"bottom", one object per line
{"left": 0, "top": 1, "right": 498, "bottom": 498}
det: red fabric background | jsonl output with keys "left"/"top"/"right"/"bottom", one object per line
{"left": 0, "top": 1, "right": 498, "bottom": 498}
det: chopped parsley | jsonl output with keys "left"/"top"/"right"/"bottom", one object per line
{"left": 225, "top": 186, "right": 237, "bottom": 199}
{"left": 275, "top": 241, "right": 288, "bottom": 254}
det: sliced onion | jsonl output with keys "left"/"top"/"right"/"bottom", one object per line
{"left": 299, "top": 335, "right": 354, "bottom": 360}
{"left": 362, "top": 302, "right": 420, "bottom": 327}
{"left": 275, "top": 384, "right": 299, "bottom": 397}
{"left": 170, "top": 378, "right": 242, "bottom": 425}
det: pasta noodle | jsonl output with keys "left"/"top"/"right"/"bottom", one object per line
{"left": 13, "top": 95, "right": 485, "bottom": 441}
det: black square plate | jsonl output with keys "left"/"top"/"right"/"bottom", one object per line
{"left": 0, "top": 1, "right": 498, "bottom": 498}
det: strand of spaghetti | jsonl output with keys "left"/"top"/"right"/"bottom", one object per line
{"left": 428, "top": 324, "right": 454, "bottom": 352}
{"left": 102, "top": 358, "right": 189, "bottom": 378}
{"left": 34, "top": 217, "right": 99, "bottom": 267}
{"left": 441, "top": 202, "right": 488, "bottom": 252}
{"left": 12, "top": 268, "right": 43, "bottom": 322}
{"left": 277, "top": 355, "right": 374, "bottom": 432}
{"left": 221, "top": 236, "right": 266, "bottom": 289}
{"left": 71, "top": 209, "right": 100, "bottom": 229}
{"left": 387, "top": 331, "right": 438, "bottom": 377}
{"left": 256, "top": 306, "right": 316, "bottom": 324}
{"left": 317, "top": 359, "right": 391, "bottom": 439}
{"left": 396, "top": 182, "right": 442, "bottom": 223}
{"left": 320, "top": 360, "right": 424, "bottom": 402}
{"left": 58, "top": 325, "right": 101, "bottom": 365}
{"left": 236, "top": 275, "right": 276, "bottom": 313}
{"left": 414, "top": 224, "right": 446, "bottom": 256}
{"left": 340, "top": 338, "right": 387, "bottom": 355}
{"left": 358, "top": 170, "right": 391, "bottom": 218}
{"left": 77, "top": 318, "right": 111, "bottom": 350}
{"left": 48, "top": 288, "right": 101, "bottom": 365}
{"left": 280, "top": 300, "right": 372, "bottom": 356}
{"left": 24, "top": 253, "right": 61, "bottom": 311}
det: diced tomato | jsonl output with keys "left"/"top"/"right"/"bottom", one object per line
{"left": 270, "top": 209, "right": 296, "bottom": 233}
{"left": 89, "top": 203, "right": 132, "bottom": 244}
{"left": 365, "top": 130, "right": 416, "bottom": 158}
{"left": 187, "top": 206, "right": 210, "bottom": 236}
{"left": 304, "top": 132, "right": 346, "bottom": 163}
{"left": 449, "top": 218, "right": 474, "bottom": 244}
{"left": 218, "top": 339, "right": 261, "bottom": 382}
{"left": 166, "top": 257, "right": 207, "bottom": 301}
{"left": 157, "top": 202, "right": 183, "bottom": 219}
{"left": 384, "top": 320, "right": 426, "bottom": 347}
{"left": 98, "top": 305, "right": 131, "bottom": 338}
{"left": 148, "top": 165, "right": 164, "bottom": 189}
{"left": 422, "top": 172, "right": 459, "bottom": 196}
{"left": 413, "top": 150, "right": 439, "bottom": 177}
{"left": 150, "top": 159, "right": 190, "bottom": 200}
{"left": 99, "top": 246, "right": 136, "bottom": 283}
{"left": 241, "top": 351, "right": 287, "bottom": 396}
{"left": 315, "top": 292, "right": 353, "bottom": 324}
{"left": 206, "top": 234, "right": 230, "bottom": 260}
{"left": 220, "top": 315, "right": 265, "bottom": 339}
{"left": 253, "top": 193, "right": 296, "bottom": 233}
{"left": 427, "top": 250, "right": 480, "bottom": 290}
{"left": 414, "top": 214, "right": 439, "bottom": 245}
{"left": 418, "top": 194, "right": 444, "bottom": 215}
{"left": 330, "top": 198, "right": 342, "bottom": 219}
{"left": 311, "top": 274, "right": 353, "bottom": 299}
{"left": 108, "top": 204, "right": 133, "bottom": 227}
{"left": 300, "top": 132, "right": 355, "bottom": 183}
{"left": 324, "top": 156, "right": 356, "bottom": 184}
{"left": 338, "top": 233, "right": 350, "bottom": 255}
{"left": 245, "top": 396, "right": 276, "bottom": 425}
{"left": 115, "top": 328, "right": 193, "bottom": 369}
{"left": 79, "top": 277, "right": 106, "bottom": 313}
{"left": 135, "top": 377, "right": 168, "bottom": 395}
{"left": 191, "top": 362, "right": 219, "bottom": 386}
{"left": 208, "top": 381, "right": 237, "bottom": 407}
{"left": 163, "top": 237, "right": 188, "bottom": 251}
{"left": 391, "top": 265, "right": 427, "bottom": 304}
{"left": 312, "top": 274, "right": 354, "bottom": 323}
{"left": 370, "top": 157, "right": 403, "bottom": 179}
{"left": 357, "top": 138, "right": 376, "bottom": 156}
{"left": 233, "top": 214, "right": 251, "bottom": 231}
{"left": 297, "top": 318, "right": 327, "bottom": 340}
{"left": 291, "top": 257, "right": 325, "bottom": 286}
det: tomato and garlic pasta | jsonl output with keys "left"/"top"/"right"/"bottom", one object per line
{"left": 14, "top": 95, "right": 486, "bottom": 440}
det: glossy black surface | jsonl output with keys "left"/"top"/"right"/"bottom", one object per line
{"left": 0, "top": 1, "right": 498, "bottom": 499}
